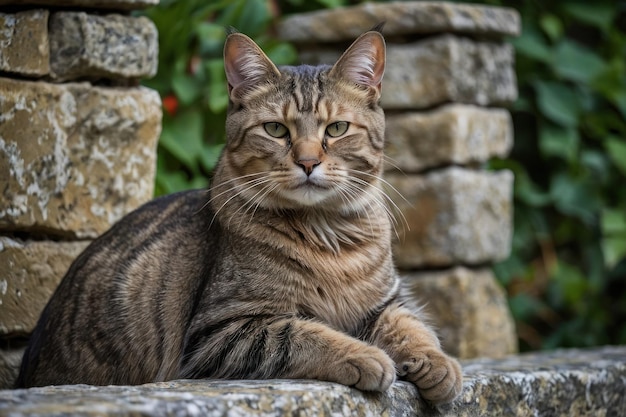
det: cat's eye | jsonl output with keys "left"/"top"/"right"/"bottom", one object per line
{"left": 264, "top": 122, "right": 289, "bottom": 138}
{"left": 326, "top": 121, "right": 349, "bottom": 138}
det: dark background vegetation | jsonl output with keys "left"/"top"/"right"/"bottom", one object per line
{"left": 140, "top": 0, "right": 626, "bottom": 352}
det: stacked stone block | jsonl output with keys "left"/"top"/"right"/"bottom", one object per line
{"left": 279, "top": 1, "right": 520, "bottom": 359}
{"left": 0, "top": 0, "right": 161, "bottom": 388}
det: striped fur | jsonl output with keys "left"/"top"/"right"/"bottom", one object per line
{"left": 16, "top": 31, "right": 462, "bottom": 405}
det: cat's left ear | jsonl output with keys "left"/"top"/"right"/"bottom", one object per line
{"left": 224, "top": 33, "right": 280, "bottom": 97}
{"left": 329, "top": 31, "right": 386, "bottom": 94}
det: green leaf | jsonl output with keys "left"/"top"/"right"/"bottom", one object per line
{"left": 265, "top": 43, "right": 299, "bottom": 66}
{"left": 602, "top": 209, "right": 626, "bottom": 235}
{"left": 551, "top": 40, "right": 606, "bottom": 84}
{"left": 317, "top": 0, "right": 346, "bottom": 8}
{"left": 200, "top": 143, "right": 225, "bottom": 172}
{"left": 539, "top": 14, "right": 563, "bottom": 42}
{"left": 549, "top": 173, "right": 599, "bottom": 224}
{"left": 196, "top": 22, "right": 226, "bottom": 56}
{"left": 604, "top": 136, "right": 626, "bottom": 175}
{"left": 515, "top": 172, "right": 551, "bottom": 208}
{"left": 159, "top": 109, "right": 204, "bottom": 170}
{"left": 172, "top": 74, "right": 203, "bottom": 105}
{"left": 549, "top": 261, "right": 588, "bottom": 308}
{"left": 512, "top": 28, "right": 552, "bottom": 63}
{"left": 612, "top": 90, "right": 626, "bottom": 120}
{"left": 534, "top": 81, "right": 581, "bottom": 127}
{"left": 509, "top": 294, "right": 546, "bottom": 322}
{"left": 538, "top": 124, "right": 579, "bottom": 162}
{"left": 562, "top": 2, "right": 615, "bottom": 32}
{"left": 156, "top": 170, "right": 192, "bottom": 195}
{"left": 580, "top": 150, "right": 610, "bottom": 184}
{"left": 602, "top": 236, "right": 626, "bottom": 269}
{"left": 205, "top": 59, "right": 229, "bottom": 113}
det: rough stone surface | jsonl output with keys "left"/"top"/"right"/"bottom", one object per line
{"left": 49, "top": 12, "right": 158, "bottom": 81}
{"left": 0, "top": 77, "right": 161, "bottom": 239}
{"left": 0, "top": 10, "right": 49, "bottom": 77}
{"left": 278, "top": 1, "right": 521, "bottom": 42}
{"left": 0, "top": 0, "right": 157, "bottom": 10}
{"left": 385, "top": 104, "right": 513, "bottom": 173}
{"left": 386, "top": 167, "right": 513, "bottom": 268}
{"left": 0, "top": 237, "right": 90, "bottom": 336}
{"left": 0, "top": 347, "right": 24, "bottom": 390}
{"left": 0, "top": 347, "right": 624, "bottom": 416}
{"left": 300, "top": 35, "right": 517, "bottom": 109}
{"left": 402, "top": 267, "right": 517, "bottom": 359}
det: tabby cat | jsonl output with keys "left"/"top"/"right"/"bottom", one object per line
{"left": 16, "top": 29, "right": 462, "bottom": 404}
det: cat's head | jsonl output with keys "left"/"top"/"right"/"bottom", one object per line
{"left": 216, "top": 30, "right": 386, "bottom": 215}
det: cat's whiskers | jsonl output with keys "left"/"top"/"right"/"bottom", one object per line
{"left": 345, "top": 178, "right": 402, "bottom": 241}
{"left": 247, "top": 183, "right": 281, "bottom": 226}
{"left": 333, "top": 182, "right": 376, "bottom": 238}
{"left": 345, "top": 169, "right": 410, "bottom": 231}
{"left": 340, "top": 175, "right": 404, "bottom": 242}
{"left": 234, "top": 181, "right": 280, "bottom": 227}
{"left": 197, "top": 171, "right": 270, "bottom": 215}
{"left": 209, "top": 176, "right": 275, "bottom": 229}
{"left": 382, "top": 155, "right": 405, "bottom": 175}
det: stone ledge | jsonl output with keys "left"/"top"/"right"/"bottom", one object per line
{"left": 0, "top": 347, "right": 624, "bottom": 416}
{"left": 278, "top": 1, "right": 521, "bottom": 42}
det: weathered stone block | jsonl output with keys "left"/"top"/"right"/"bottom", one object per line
{"left": 0, "top": 0, "right": 158, "bottom": 10}
{"left": 385, "top": 104, "right": 513, "bottom": 173}
{"left": 0, "top": 10, "right": 49, "bottom": 77}
{"left": 0, "top": 237, "right": 89, "bottom": 336}
{"left": 49, "top": 12, "right": 158, "bottom": 81}
{"left": 278, "top": 2, "right": 521, "bottom": 42}
{"left": 1, "top": 347, "right": 625, "bottom": 416}
{"left": 0, "top": 77, "right": 161, "bottom": 238}
{"left": 386, "top": 167, "right": 513, "bottom": 267}
{"left": 403, "top": 267, "right": 517, "bottom": 359}
{"left": 299, "top": 35, "right": 517, "bottom": 109}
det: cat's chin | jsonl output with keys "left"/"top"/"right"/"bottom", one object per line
{"left": 278, "top": 185, "right": 336, "bottom": 208}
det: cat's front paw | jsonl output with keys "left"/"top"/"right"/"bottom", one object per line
{"left": 336, "top": 345, "right": 396, "bottom": 392}
{"left": 397, "top": 348, "right": 462, "bottom": 405}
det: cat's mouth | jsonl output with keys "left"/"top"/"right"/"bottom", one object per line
{"left": 281, "top": 179, "right": 335, "bottom": 206}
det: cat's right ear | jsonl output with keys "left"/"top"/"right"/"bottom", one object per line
{"left": 224, "top": 33, "right": 280, "bottom": 98}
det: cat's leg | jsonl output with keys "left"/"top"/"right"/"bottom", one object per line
{"left": 182, "top": 315, "right": 396, "bottom": 391}
{"left": 365, "top": 304, "right": 463, "bottom": 404}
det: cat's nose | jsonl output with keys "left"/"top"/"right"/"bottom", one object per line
{"left": 297, "top": 158, "right": 321, "bottom": 176}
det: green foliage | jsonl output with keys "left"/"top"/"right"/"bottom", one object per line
{"left": 485, "top": 0, "right": 626, "bottom": 350}
{"left": 141, "top": 0, "right": 297, "bottom": 195}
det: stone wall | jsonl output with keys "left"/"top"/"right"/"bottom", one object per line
{"left": 278, "top": 1, "right": 520, "bottom": 360}
{"left": 0, "top": 0, "right": 161, "bottom": 388}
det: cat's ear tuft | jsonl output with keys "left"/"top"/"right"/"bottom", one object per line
{"left": 329, "top": 31, "right": 386, "bottom": 92}
{"left": 224, "top": 33, "right": 280, "bottom": 96}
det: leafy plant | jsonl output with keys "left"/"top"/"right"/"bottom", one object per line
{"left": 485, "top": 0, "right": 626, "bottom": 350}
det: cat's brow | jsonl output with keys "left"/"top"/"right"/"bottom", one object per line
{"left": 282, "top": 66, "right": 327, "bottom": 114}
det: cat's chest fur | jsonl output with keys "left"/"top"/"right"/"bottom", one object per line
{"left": 222, "top": 209, "right": 397, "bottom": 335}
